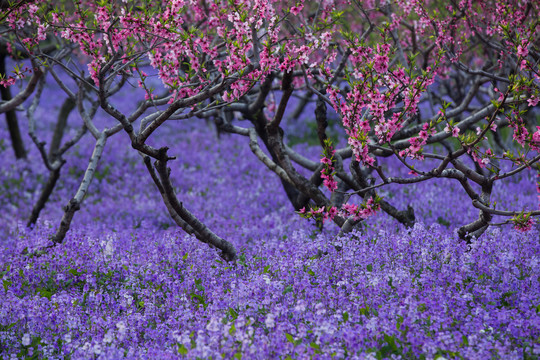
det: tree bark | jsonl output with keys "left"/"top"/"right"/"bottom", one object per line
{"left": 144, "top": 150, "right": 237, "bottom": 261}
{"left": 49, "top": 97, "right": 75, "bottom": 158}
{"left": 27, "top": 166, "right": 61, "bottom": 227}
{"left": 51, "top": 134, "right": 106, "bottom": 244}
{"left": 0, "top": 54, "right": 26, "bottom": 159}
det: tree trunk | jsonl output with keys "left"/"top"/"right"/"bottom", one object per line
{"left": 0, "top": 54, "right": 27, "bottom": 159}
{"left": 49, "top": 97, "right": 75, "bottom": 158}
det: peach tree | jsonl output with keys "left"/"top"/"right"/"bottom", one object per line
{"left": 1, "top": 0, "right": 539, "bottom": 261}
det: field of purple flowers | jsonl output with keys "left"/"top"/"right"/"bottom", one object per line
{"left": 1, "top": 77, "right": 539, "bottom": 359}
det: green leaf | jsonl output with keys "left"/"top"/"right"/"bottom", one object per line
{"left": 195, "top": 278, "right": 204, "bottom": 291}
{"left": 436, "top": 216, "right": 450, "bottom": 227}
{"left": 0, "top": 321, "right": 17, "bottom": 331}
{"left": 37, "top": 288, "right": 52, "bottom": 300}
{"left": 359, "top": 307, "right": 371, "bottom": 316}
{"left": 285, "top": 332, "right": 295, "bottom": 344}
{"left": 282, "top": 285, "right": 293, "bottom": 295}
{"left": 228, "top": 307, "right": 238, "bottom": 320}
{"left": 177, "top": 343, "right": 188, "bottom": 355}
{"left": 388, "top": 276, "right": 395, "bottom": 289}
{"left": 31, "top": 336, "right": 42, "bottom": 347}
{"left": 396, "top": 315, "right": 404, "bottom": 330}
{"left": 461, "top": 334, "right": 469, "bottom": 347}
{"left": 384, "top": 333, "right": 398, "bottom": 351}
{"left": 367, "top": 264, "right": 373, "bottom": 272}
{"left": 342, "top": 312, "right": 349, "bottom": 322}
{"left": 2, "top": 280, "right": 11, "bottom": 292}
{"left": 68, "top": 268, "right": 83, "bottom": 276}
{"left": 238, "top": 253, "right": 247, "bottom": 267}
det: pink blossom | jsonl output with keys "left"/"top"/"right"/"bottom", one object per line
{"left": 514, "top": 218, "right": 534, "bottom": 232}
{"left": 517, "top": 44, "right": 528, "bottom": 58}
{"left": 290, "top": 5, "right": 303, "bottom": 16}
{"left": 409, "top": 137, "right": 422, "bottom": 153}
{"left": 364, "top": 156, "right": 375, "bottom": 166}
{"left": 37, "top": 24, "right": 48, "bottom": 41}
{"left": 532, "top": 127, "right": 540, "bottom": 145}
{"left": 87, "top": 60, "right": 101, "bottom": 87}
{"left": 320, "top": 157, "right": 332, "bottom": 165}
{"left": 341, "top": 204, "right": 358, "bottom": 216}
{"left": 527, "top": 96, "right": 539, "bottom": 107}
{"left": 327, "top": 206, "right": 338, "bottom": 219}
{"left": 28, "top": 4, "right": 39, "bottom": 16}
{"left": 373, "top": 54, "right": 389, "bottom": 74}
{"left": 323, "top": 178, "right": 337, "bottom": 192}
{"left": 0, "top": 77, "right": 15, "bottom": 87}
{"left": 513, "top": 127, "right": 529, "bottom": 146}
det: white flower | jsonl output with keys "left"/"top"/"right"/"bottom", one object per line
{"left": 294, "top": 300, "right": 306, "bottom": 313}
{"left": 206, "top": 317, "right": 220, "bottom": 332}
{"left": 21, "top": 333, "right": 31, "bottom": 346}
{"left": 315, "top": 302, "right": 326, "bottom": 315}
{"left": 319, "top": 321, "right": 335, "bottom": 335}
{"left": 124, "top": 294, "right": 133, "bottom": 306}
{"left": 101, "top": 235, "right": 115, "bottom": 257}
{"left": 265, "top": 313, "right": 275, "bottom": 328}
{"left": 104, "top": 240, "right": 114, "bottom": 256}
{"left": 116, "top": 321, "right": 126, "bottom": 334}
{"left": 103, "top": 330, "right": 114, "bottom": 344}
{"left": 235, "top": 316, "right": 246, "bottom": 328}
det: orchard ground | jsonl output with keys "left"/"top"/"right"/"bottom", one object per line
{"left": 0, "top": 77, "right": 539, "bottom": 359}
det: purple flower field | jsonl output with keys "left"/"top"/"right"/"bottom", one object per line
{"left": 1, "top": 78, "right": 539, "bottom": 359}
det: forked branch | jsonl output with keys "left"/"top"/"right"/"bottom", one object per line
{"left": 144, "top": 149, "right": 237, "bottom": 262}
